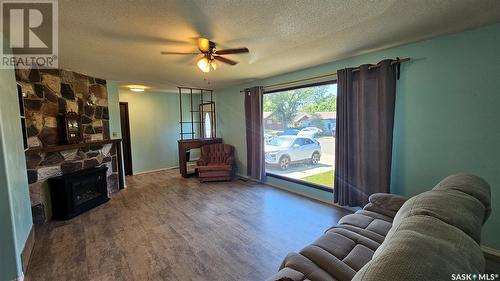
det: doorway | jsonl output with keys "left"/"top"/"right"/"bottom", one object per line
{"left": 119, "top": 102, "right": 133, "bottom": 175}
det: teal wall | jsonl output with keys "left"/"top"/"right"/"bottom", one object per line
{"left": 106, "top": 81, "right": 122, "bottom": 139}
{"left": 106, "top": 81, "right": 126, "bottom": 187}
{"left": 216, "top": 23, "right": 500, "bottom": 249}
{"left": 118, "top": 89, "right": 181, "bottom": 174}
{"left": 0, "top": 55, "right": 33, "bottom": 279}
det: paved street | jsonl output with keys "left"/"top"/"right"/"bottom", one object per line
{"left": 267, "top": 137, "right": 335, "bottom": 181}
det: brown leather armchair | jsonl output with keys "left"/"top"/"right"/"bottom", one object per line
{"left": 196, "top": 144, "right": 234, "bottom": 182}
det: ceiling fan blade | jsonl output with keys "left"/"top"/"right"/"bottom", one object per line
{"left": 214, "top": 56, "right": 238, "bottom": 65}
{"left": 160, "top": 51, "right": 199, "bottom": 55}
{"left": 215, "top": 48, "right": 249, "bottom": 55}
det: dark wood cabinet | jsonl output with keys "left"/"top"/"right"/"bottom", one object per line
{"left": 178, "top": 138, "right": 222, "bottom": 177}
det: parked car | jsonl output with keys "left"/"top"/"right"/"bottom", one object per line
{"left": 265, "top": 136, "right": 321, "bottom": 170}
{"left": 264, "top": 133, "right": 273, "bottom": 144}
{"left": 331, "top": 120, "right": 337, "bottom": 137}
{"left": 297, "top": 127, "right": 323, "bottom": 138}
{"left": 276, "top": 129, "right": 300, "bottom": 136}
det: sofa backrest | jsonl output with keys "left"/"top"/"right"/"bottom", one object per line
{"left": 352, "top": 173, "right": 491, "bottom": 281}
{"left": 200, "top": 143, "right": 234, "bottom": 164}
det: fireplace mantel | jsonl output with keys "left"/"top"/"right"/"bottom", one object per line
{"left": 25, "top": 139, "right": 122, "bottom": 154}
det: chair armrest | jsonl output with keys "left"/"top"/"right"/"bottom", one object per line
{"left": 367, "top": 193, "right": 407, "bottom": 211}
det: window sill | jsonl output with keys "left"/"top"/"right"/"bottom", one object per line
{"left": 266, "top": 172, "right": 334, "bottom": 193}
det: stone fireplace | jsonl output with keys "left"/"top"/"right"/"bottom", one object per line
{"left": 16, "top": 68, "right": 121, "bottom": 224}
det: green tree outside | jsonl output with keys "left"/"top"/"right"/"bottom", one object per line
{"left": 264, "top": 84, "right": 337, "bottom": 129}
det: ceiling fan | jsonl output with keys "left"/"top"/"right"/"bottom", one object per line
{"left": 160, "top": 38, "right": 249, "bottom": 73}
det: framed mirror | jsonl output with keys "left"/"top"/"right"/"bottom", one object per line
{"left": 199, "top": 102, "right": 215, "bottom": 139}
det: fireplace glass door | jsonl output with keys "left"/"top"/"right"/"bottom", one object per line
{"left": 71, "top": 173, "right": 105, "bottom": 207}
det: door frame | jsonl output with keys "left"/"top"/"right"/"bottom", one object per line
{"left": 119, "top": 102, "right": 133, "bottom": 176}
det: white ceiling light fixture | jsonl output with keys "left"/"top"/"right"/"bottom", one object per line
{"left": 197, "top": 56, "right": 211, "bottom": 73}
{"left": 127, "top": 85, "right": 148, "bottom": 92}
{"left": 196, "top": 55, "right": 219, "bottom": 73}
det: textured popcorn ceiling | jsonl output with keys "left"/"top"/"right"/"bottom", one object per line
{"left": 58, "top": 0, "right": 500, "bottom": 91}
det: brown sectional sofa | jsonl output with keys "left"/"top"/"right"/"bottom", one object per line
{"left": 266, "top": 173, "right": 491, "bottom": 281}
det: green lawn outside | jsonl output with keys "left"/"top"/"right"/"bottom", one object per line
{"left": 264, "top": 130, "right": 281, "bottom": 135}
{"left": 302, "top": 170, "right": 334, "bottom": 188}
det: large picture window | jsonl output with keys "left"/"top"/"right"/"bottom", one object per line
{"left": 264, "top": 82, "right": 337, "bottom": 190}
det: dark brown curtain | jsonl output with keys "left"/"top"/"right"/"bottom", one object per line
{"left": 244, "top": 86, "right": 265, "bottom": 181}
{"left": 334, "top": 59, "right": 397, "bottom": 207}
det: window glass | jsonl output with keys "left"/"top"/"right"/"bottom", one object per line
{"left": 264, "top": 83, "right": 337, "bottom": 190}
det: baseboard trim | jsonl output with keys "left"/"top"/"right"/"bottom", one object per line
{"left": 482, "top": 245, "right": 500, "bottom": 261}
{"left": 235, "top": 173, "right": 356, "bottom": 212}
{"left": 133, "top": 166, "right": 178, "bottom": 175}
{"left": 11, "top": 273, "right": 24, "bottom": 281}
{"left": 21, "top": 227, "right": 35, "bottom": 275}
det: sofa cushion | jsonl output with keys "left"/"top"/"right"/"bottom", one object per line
{"left": 197, "top": 164, "right": 232, "bottom": 171}
{"left": 267, "top": 268, "right": 306, "bottom": 281}
{"left": 198, "top": 171, "right": 231, "bottom": 178}
{"left": 352, "top": 216, "right": 485, "bottom": 281}
{"left": 393, "top": 174, "right": 490, "bottom": 244}
{"left": 268, "top": 174, "right": 490, "bottom": 281}
{"left": 354, "top": 210, "right": 393, "bottom": 223}
{"left": 352, "top": 173, "right": 491, "bottom": 281}
{"left": 362, "top": 203, "right": 397, "bottom": 218}
{"left": 342, "top": 244, "right": 374, "bottom": 271}
{"left": 311, "top": 232, "right": 356, "bottom": 260}
{"left": 325, "top": 228, "right": 381, "bottom": 252}
{"left": 278, "top": 253, "right": 339, "bottom": 281}
{"left": 433, "top": 173, "right": 491, "bottom": 223}
{"left": 368, "top": 193, "right": 407, "bottom": 211}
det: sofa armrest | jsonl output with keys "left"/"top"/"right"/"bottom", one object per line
{"left": 197, "top": 159, "right": 207, "bottom": 166}
{"left": 368, "top": 193, "right": 407, "bottom": 211}
{"left": 265, "top": 268, "right": 306, "bottom": 281}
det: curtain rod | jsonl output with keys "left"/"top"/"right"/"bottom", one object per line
{"left": 240, "top": 57, "right": 410, "bottom": 93}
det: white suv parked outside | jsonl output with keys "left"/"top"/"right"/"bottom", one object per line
{"left": 265, "top": 136, "right": 321, "bottom": 170}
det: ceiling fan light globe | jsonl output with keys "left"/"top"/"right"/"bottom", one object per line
{"left": 197, "top": 57, "right": 210, "bottom": 72}
{"left": 198, "top": 38, "right": 210, "bottom": 52}
{"left": 211, "top": 61, "right": 217, "bottom": 70}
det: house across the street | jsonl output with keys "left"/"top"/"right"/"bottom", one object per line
{"left": 294, "top": 112, "right": 336, "bottom": 133}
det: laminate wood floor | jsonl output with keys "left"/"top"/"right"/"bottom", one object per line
{"left": 25, "top": 170, "right": 349, "bottom": 281}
